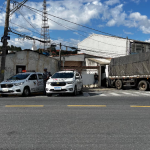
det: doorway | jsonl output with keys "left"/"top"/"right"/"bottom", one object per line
{"left": 16, "top": 65, "right": 26, "bottom": 74}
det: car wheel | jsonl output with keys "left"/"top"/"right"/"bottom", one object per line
{"left": 73, "top": 86, "right": 77, "bottom": 96}
{"left": 22, "top": 87, "right": 30, "bottom": 97}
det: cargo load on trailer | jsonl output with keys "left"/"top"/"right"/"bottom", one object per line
{"left": 107, "top": 52, "right": 150, "bottom": 91}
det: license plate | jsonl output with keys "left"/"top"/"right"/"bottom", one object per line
{"left": 2, "top": 88, "right": 8, "bottom": 92}
{"left": 54, "top": 87, "right": 61, "bottom": 90}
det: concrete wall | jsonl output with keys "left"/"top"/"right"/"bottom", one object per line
{"left": 78, "top": 34, "right": 128, "bottom": 58}
{"left": 54, "top": 54, "right": 85, "bottom": 61}
{"left": 0, "top": 51, "right": 59, "bottom": 80}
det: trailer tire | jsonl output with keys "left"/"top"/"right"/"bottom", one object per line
{"left": 115, "top": 80, "right": 122, "bottom": 90}
{"left": 138, "top": 80, "right": 148, "bottom": 91}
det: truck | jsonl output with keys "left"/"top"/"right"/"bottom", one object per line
{"left": 106, "top": 52, "right": 150, "bottom": 91}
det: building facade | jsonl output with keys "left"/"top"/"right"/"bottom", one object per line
{"left": 78, "top": 34, "right": 150, "bottom": 58}
{"left": 0, "top": 50, "right": 59, "bottom": 80}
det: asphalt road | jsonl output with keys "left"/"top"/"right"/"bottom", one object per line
{"left": 0, "top": 92, "right": 150, "bottom": 150}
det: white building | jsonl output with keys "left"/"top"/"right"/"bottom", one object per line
{"left": 78, "top": 34, "right": 150, "bottom": 58}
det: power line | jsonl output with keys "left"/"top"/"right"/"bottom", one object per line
{"left": 9, "top": 21, "right": 78, "bottom": 46}
{"left": 10, "top": 0, "right": 129, "bottom": 50}
{"left": 9, "top": 23, "right": 121, "bottom": 55}
{"left": 23, "top": 4, "right": 125, "bottom": 39}
{"left": 10, "top": 0, "right": 28, "bottom": 15}
{"left": 17, "top": 9, "right": 41, "bottom": 34}
{"left": 23, "top": 4, "right": 127, "bottom": 49}
{"left": 10, "top": 21, "right": 41, "bottom": 36}
{"left": 8, "top": 2, "right": 125, "bottom": 55}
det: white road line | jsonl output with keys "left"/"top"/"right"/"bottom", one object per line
{"left": 121, "top": 92, "right": 137, "bottom": 96}
{"left": 99, "top": 94, "right": 107, "bottom": 96}
{"left": 109, "top": 93, "right": 120, "bottom": 96}
{"left": 133, "top": 92, "right": 150, "bottom": 96}
{"left": 83, "top": 92, "right": 90, "bottom": 97}
{"left": 139, "top": 93, "right": 150, "bottom": 96}
{"left": 121, "top": 92, "right": 130, "bottom": 95}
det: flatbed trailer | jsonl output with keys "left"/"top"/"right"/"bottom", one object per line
{"left": 106, "top": 52, "right": 150, "bottom": 91}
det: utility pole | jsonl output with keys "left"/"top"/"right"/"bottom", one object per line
{"left": 59, "top": 43, "right": 62, "bottom": 71}
{"left": 0, "top": 0, "right": 10, "bottom": 82}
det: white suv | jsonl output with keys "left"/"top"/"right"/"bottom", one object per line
{"left": 46, "top": 70, "right": 83, "bottom": 96}
{"left": 0, "top": 72, "right": 44, "bottom": 97}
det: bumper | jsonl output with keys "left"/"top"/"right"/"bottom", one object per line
{"left": 0, "top": 87, "right": 23, "bottom": 95}
{"left": 46, "top": 85, "right": 74, "bottom": 94}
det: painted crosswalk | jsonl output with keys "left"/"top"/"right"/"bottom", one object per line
{"left": 86, "top": 91, "right": 150, "bottom": 97}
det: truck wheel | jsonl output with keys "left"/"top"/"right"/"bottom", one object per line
{"left": 115, "top": 80, "right": 122, "bottom": 90}
{"left": 73, "top": 86, "right": 77, "bottom": 96}
{"left": 22, "top": 87, "right": 30, "bottom": 97}
{"left": 138, "top": 80, "right": 148, "bottom": 91}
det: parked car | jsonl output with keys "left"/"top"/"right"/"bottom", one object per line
{"left": 46, "top": 70, "right": 83, "bottom": 96}
{"left": 0, "top": 71, "right": 44, "bottom": 97}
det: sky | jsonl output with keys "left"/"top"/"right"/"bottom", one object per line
{"left": 0, "top": 0, "right": 150, "bottom": 50}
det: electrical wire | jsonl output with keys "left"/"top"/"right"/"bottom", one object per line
{"left": 10, "top": 21, "right": 41, "bottom": 36}
{"left": 9, "top": 21, "right": 78, "bottom": 46}
{"left": 10, "top": 0, "right": 129, "bottom": 50}
{"left": 9, "top": 23, "right": 121, "bottom": 55}
{"left": 17, "top": 9, "right": 41, "bottom": 34}
{"left": 9, "top": 1, "right": 127, "bottom": 54}
{"left": 23, "top": 4, "right": 125, "bottom": 39}
{"left": 23, "top": 4, "right": 127, "bottom": 49}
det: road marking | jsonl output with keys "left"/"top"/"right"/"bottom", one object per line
{"left": 121, "top": 92, "right": 130, "bottom": 95}
{"left": 5, "top": 105, "right": 44, "bottom": 107}
{"left": 140, "top": 93, "right": 150, "bottom": 96}
{"left": 99, "top": 94, "right": 106, "bottom": 96}
{"left": 67, "top": 105, "right": 106, "bottom": 107}
{"left": 130, "top": 105, "right": 150, "bottom": 108}
{"left": 110, "top": 93, "right": 120, "bottom": 96}
{"left": 121, "top": 92, "right": 137, "bottom": 96}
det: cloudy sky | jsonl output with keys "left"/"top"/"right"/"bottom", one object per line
{"left": 0, "top": 0, "right": 150, "bottom": 50}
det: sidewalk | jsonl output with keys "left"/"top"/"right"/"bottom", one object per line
{"left": 83, "top": 87, "right": 116, "bottom": 92}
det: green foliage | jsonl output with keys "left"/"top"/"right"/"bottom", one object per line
{"left": 0, "top": 45, "right": 22, "bottom": 51}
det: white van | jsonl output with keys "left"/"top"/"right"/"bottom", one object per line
{"left": 0, "top": 72, "right": 44, "bottom": 97}
{"left": 46, "top": 70, "right": 83, "bottom": 96}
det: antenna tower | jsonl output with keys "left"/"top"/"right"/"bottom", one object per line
{"left": 40, "top": 0, "right": 51, "bottom": 54}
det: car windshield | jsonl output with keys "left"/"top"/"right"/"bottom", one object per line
{"left": 51, "top": 73, "right": 74, "bottom": 78}
{"left": 8, "top": 74, "right": 30, "bottom": 80}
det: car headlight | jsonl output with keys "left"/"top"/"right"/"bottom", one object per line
{"left": 67, "top": 81, "right": 74, "bottom": 84}
{"left": 46, "top": 82, "right": 51, "bottom": 85}
{"left": 14, "top": 82, "right": 24, "bottom": 86}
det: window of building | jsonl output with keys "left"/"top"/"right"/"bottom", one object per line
{"left": 16, "top": 65, "right": 26, "bottom": 74}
